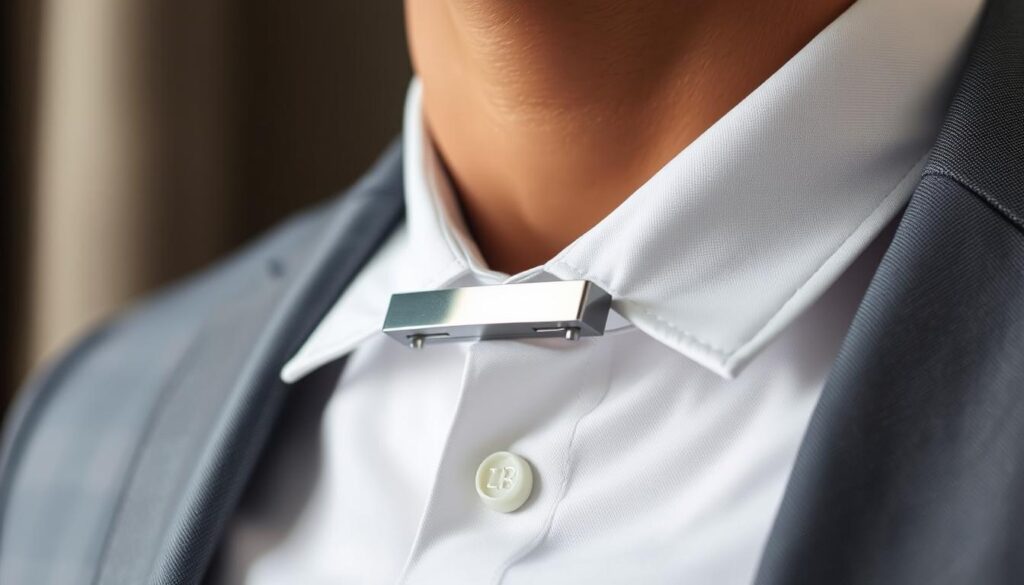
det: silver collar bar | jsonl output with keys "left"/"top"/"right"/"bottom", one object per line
{"left": 382, "top": 280, "right": 612, "bottom": 349}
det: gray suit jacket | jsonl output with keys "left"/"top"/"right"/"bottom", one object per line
{"left": 3, "top": 1, "right": 1023, "bottom": 583}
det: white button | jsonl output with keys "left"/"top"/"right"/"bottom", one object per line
{"left": 475, "top": 451, "right": 533, "bottom": 513}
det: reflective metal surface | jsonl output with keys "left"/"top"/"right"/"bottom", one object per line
{"left": 382, "top": 280, "right": 612, "bottom": 348}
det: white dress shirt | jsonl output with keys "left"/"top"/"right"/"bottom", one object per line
{"left": 231, "top": 1, "right": 982, "bottom": 583}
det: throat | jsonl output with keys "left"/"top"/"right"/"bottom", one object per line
{"left": 406, "top": 0, "right": 856, "bottom": 274}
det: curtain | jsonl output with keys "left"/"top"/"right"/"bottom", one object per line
{"left": 1, "top": 0, "right": 411, "bottom": 411}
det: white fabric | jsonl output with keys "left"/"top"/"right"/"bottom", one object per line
{"left": 240, "top": 1, "right": 982, "bottom": 583}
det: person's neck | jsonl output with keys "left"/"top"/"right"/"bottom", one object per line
{"left": 406, "top": 0, "right": 854, "bottom": 274}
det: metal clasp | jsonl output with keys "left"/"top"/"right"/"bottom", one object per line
{"left": 382, "top": 280, "right": 611, "bottom": 349}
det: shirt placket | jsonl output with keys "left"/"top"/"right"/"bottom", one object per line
{"left": 397, "top": 336, "right": 612, "bottom": 585}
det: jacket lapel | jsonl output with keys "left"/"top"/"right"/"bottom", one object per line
{"left": 756, "top": 0, "right": 1024, "bottom": 582}
{"left": 94, "top": 145, "right": 405, "bottom": 585}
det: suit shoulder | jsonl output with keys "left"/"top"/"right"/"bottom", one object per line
{"left": 0, "top": 140, "right": 404, "bottom": 581}
{"left": 3, "top": 196, "right": 335, "bottom": 446}
{"left": 0, "top": 198, "right": 336, "bottom": 568}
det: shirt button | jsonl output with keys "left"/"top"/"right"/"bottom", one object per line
{"left": 475, "top": 451, "right": 533, "bottom": 513}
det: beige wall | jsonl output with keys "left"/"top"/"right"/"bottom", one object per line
{"left": 2, "top": 0, "right": 411, "bottom": 408}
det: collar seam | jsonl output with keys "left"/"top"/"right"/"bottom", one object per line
{"left": 727, "top": 154, "right": 925, "bottom": 359}
{"left": 548, "top": 152, "right": 925, "bottom": 361}
{"left": 548, "top": 259, "right": 732, "bottom": 356}
{"left": 423, "top": 257, "right": 471, "bottom": 290}
{"left": 421, "top": 129, "right": 478, "bottom": 274}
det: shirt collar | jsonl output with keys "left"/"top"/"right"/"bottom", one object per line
{"left": 282, "top": 0, "right": 982, "bottom": 383}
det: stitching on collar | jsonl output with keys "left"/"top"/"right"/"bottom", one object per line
{"left": 548, "top": 153, "right": 926, "bottom": 361}
{"left": 548, "top": 258, "right": 732, "bottom": 357}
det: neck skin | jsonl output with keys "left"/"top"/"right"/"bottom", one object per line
{"left": 406, "top": 0, "right": 854, "bottom": 274}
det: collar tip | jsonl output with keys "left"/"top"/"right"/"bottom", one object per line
{"left": 705, "top": 359, "right": 741, "bottom": 380}
{"left": 279, "top": 331, "right": 377, "bottom": 384}
{"left": 718, "top": 349, "right": 761, "bottom": 380}
{"left": 279, "top": 362, "right": 305, "bottom": 384}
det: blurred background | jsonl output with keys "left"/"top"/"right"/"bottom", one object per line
{"left": 1, "top": 1, "right": 412, "bottom": 412}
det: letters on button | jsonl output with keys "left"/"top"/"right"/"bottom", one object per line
{"left": 475, "top": 451, "right": 533, "bottom": 513}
